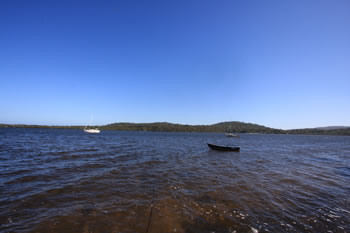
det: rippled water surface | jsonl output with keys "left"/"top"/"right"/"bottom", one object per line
{"left": 1, "top": 128, "right": 349, "bottom": 233}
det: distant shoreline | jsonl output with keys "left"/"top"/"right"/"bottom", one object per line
{"left": 1, "top": 122, "right": 349, "bottom": 136}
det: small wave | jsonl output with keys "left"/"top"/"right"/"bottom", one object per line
{"left": 335, "top": 166, "right": 350, "bottom": 177}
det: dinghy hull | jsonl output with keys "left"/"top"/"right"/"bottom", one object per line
{"left": 207, "top": 143, "right": 240, "bottom": 152}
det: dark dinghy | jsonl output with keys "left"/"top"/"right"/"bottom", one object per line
{"left": 207, "top": 143, "right": 240, "bottom": 152}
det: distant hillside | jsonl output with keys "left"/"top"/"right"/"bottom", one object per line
{"left": 285, "top": 127, "right": 350, "bottom": 136}
{"left": 315, "top": 126, "right": 349, "bottom": 130}
{"left": 207, "top": 121, "right": 282, "bottom": 134}
{"left": 0, "top": 124, "right": 82, "bottom": 129}
{"left": 102, "top": 121, "right": 282, "bottom": 134}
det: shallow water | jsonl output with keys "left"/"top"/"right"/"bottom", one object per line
{"left": 0, "top": 128, "right": 349, "bottom": 233}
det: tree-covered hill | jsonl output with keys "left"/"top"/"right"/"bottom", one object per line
{"left": 102, "top": 121, "right": 282, "bottom": 134}
{"left": 285, "top": 127, "right": 350, "bottom": 136}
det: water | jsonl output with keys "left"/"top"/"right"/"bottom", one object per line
{"left": 0, "top": 128, "right": 349, "bottom": 233}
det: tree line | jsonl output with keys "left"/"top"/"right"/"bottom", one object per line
{"left": 1, "top": 122, "right": 349, "bottom": 136}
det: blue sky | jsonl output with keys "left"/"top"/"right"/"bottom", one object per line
{"left": 1, "top": 0, "right": 349, "bottom": 129}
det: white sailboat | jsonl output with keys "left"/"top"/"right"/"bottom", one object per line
{"left": 225, "top": 123, "right": 239, "bottom": 137}
{"left": 84, "top": 116, "right": 100, "bottom": 134}
{"left": 225, "top": 132, "right": 239, "bottom": 137}
{"left": 84, "top": 127, "right": 100, "bottom": 133}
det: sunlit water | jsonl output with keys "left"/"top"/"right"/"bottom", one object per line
{"left": 0, "top": 128, "right": 349, "bottom": 233}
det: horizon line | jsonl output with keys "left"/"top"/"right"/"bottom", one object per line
{"left": 1, "top": 121, "right": 349, "bottom": 131}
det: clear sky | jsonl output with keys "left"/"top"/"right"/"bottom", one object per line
{"left": 1, "top": 0, "right": 349, "bottom": 129}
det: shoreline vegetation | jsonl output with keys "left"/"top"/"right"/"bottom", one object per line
{"left": 1, "top": 121, "right": 350, "bottom": 136}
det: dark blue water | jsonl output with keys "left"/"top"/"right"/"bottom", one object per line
{"left": 0, "top": 128, "right": 349, "bottom": 233}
